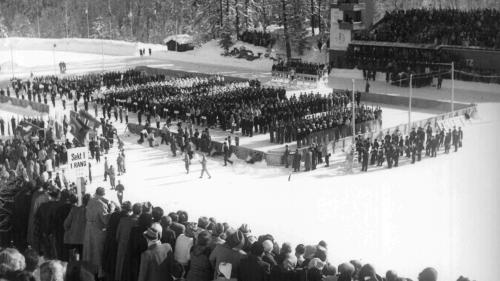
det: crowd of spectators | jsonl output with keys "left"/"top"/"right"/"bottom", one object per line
{"left": 348, "top": 9, "right": 500, "bottom": 85}
{"left": 347, "top": 43, "right": 500, "bottom": 86}
{"left": 239, "top": 31, "right": 275, "bottom": 48}
{"left": 272, "top": 61, "right": 327, "bottom": 76}
{"left": 0, "top": 177, "right": 455, "bottom": 281}
{"left": 357, "top": 9, "right": 500, "bottom": 49}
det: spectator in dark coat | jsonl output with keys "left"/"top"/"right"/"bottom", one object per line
{"left": 122, "top": 213, "right": 153, "bottom": 281}
{"left": 102, "top": 201, "right": 131, "bottom": 281}
{"left": 159, "top": 216, "right": 177, "bottom": 249}
{"left": 262, "top": 240, "right": 277, "bottom": 268}
{"left": 186, "top": 231, "right": 213, "bottom": 281}
{"left": 209, "top": 231, "right": 247, "bottom": 279}
{"left": 168, "top": 212, "right": 186, "bottom": 238}
{"left": 53, "top": 192, "right": 75, "bottom": 261}
{"left": 138, "top": 223, "right": 174, "bottom": 281}
{"left": 238, "top": 242, "right": 270, "bottom": 281}
{"left": 116, "top": 203, "right": 142, "bottom": 281}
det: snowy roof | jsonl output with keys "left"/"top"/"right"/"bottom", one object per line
{"left": 163, "top": 34, "right": 194, "bottom": 45}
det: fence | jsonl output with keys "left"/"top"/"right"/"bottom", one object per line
{"left": 0, "top": 95, "right": 50, "bottom": 114}
{"left": 271, "top": 71, "right": 325, "bottom": 83}
{"left": 266, "top": 104, "right": 476, "bottom": 167}
{"left": 126, "top": 123, "right": 267, "bottom": 164}
{"left": 265, "top": 118, "right": 383, "bottom": 166}
{"left": 332, "top": 103, "right": 477, "bottom": 153}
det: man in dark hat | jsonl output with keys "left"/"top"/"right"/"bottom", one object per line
{"left": 137, "top": 223, "right": 174, "bottom": 281}
{"left": 238, "top": 242, "right": 271, "bottom": 281}
{"left": 209, "top": 230, "right": 246, "bottom": 279}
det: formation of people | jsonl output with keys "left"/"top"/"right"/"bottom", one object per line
{"left": 1, "top": 70, "right": 169, "bottom": 110}
{"left": 355, "top": 125, "right": 464, "bottom": 172}
{"left": 97, "top": 73, "right": 379, "bottom": 146}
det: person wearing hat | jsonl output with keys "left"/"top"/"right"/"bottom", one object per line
{"left": 209, "top": 230, "right": 247, "bottom": 279}
{"left": 262, "top": 240, "right": 277, "bottom": 268}
{"left": 418, "top": 267, "right": 438, "bottom": 281}
{"left": 174, "top": 222, "right": 196, "bottom": 270}
{"left": 186, "top": 231, "right": 212, "bottom": 281}
{"left": 115, "top": 203, "right": 141, "bottom": 281}
{"left": 138, "top": 223, "right": 174, "bottom": 281}
{"left": 238, "top": 242, "right": 271, "bottom": 281}
{"left": 159, "top": 216, "right": 177, "bottom": 249}
{"left": 83, "top": 187, "right": 114, "bottom": 278}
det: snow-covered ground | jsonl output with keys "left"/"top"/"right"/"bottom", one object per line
{"left": 78, "top": 102, "right": 498, "bottom": 281}
{"left": 0, "top": 50, "right": 121, "bottom": 68}
{"left": 0, "top": 39, "right": 499, "bottom": 281}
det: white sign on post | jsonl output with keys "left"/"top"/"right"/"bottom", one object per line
{"left": 68, "top": 147, "right": 89, "bottom": 206}
{"left": 67, "top": 147, "right": 89, "bottom": 179}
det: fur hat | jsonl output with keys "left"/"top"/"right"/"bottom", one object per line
{"left": 226, "top": 230, "right": 245, "bottom": 249}
{"left": 308, "top": 258, "right": 325, "bottom": 271}
{"left": 262, "top": 240, "right": 273, "bottom": 253}
{"left": 143, "top": 223, "right": 162, "bottom": 242}
{"left": 95, "top": 187, "right": 105, "bottom": 196}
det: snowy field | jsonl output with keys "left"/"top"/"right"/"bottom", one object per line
{"left": 0, "top": 50, "right": 121, "bottom": 68}
{"left": 79, "top": 103, "right": 498, "bottom": 281}
{"left": 0, "top": 38, "right": 499, "bottom": 281}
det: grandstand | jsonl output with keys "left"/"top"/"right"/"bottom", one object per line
{"left": 329, "top": 2, "right": 500, "bottom": 85}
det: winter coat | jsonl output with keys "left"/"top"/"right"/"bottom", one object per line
{"left": 138, "top": 243, "right": 174, "bottom": 281}
{"left": 115, "top": 215, "right": 139, "bottom": 281}
{"left": 64, "top": 205, "right": 86, "bottom": 245}
{"left": 186, "top": 245, "right": 213, "bottom": 281}
{"left": 83, "top": 196, "right": 111, "bottom": 277}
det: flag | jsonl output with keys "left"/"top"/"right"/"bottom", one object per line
{"left": 70, "top": 111, "right": 90, "bottom": 145}
{"left": 16, "top": 120, "right": 41, "bottom": 138}
{"left": 78, "top": 109, "right": 101, "bottom": 130}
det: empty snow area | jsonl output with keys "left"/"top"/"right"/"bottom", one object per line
{"left": 0, "top": 50, "right": 121, "bottom": 68}
{"left": 0, "top": 38, "right": 499, "bottom": 281}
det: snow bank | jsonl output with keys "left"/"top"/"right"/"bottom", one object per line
{"left": 0, "top": 37, "right": 140, "bottom": 56}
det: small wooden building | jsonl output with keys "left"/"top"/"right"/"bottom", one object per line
{"left": 163, "top": 34, "right": 195, "bottom": 52}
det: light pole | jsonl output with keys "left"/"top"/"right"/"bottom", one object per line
{"left": 408, "top": 74, "right": 413, "bottom": 132}
{"left": 86, "top": 3, "right": 90, "bottom": 38}
{"left": 451, "top": 62, "right": 455, "bottom": 112}
{"left": 352, "top": 79, "right": 356, "bottom": 140}
{"left": 432, "top": 61, "right": 455, "bottom": 112}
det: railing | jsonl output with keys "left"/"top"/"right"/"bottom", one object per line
{"left": 0, "top": 95, "right": 50, "bottom": 113}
